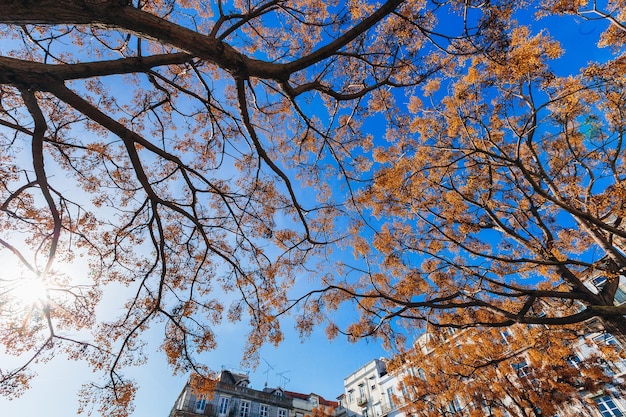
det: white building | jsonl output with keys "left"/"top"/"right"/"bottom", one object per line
{"left": 382, "top": 325, "right": 626, "bottom": 417}
{"left": 342, "top": 359, "right": 404, "bottom": 417}
{"left": 338, "top": 317, "right": 626, "bottom": 417}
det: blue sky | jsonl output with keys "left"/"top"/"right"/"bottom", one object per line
{"left": 0, "top": 310, "right": 387, "bottom": 416}
{"left": 0, "top": 247, "right": 388, "bottom": 416}
{"left": 0, "top": 18, "right": 390, "bottom": 416}
{"left": 0, "top": 3, "right": 621, "bottom": 417}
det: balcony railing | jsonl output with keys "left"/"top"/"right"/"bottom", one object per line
{"left": 380, "top": 398, "right": 406, "bottom": 415}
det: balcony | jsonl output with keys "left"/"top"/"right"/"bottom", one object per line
{"left": 357, "top": 397, "right": 368, "bottom": 407}
{"left": 380, "top": 403, "right": 393, "bottom": 415}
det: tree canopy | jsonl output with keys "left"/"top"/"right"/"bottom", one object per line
{"left": 389, "top": 324, "right": 625, "bottom": 417}
{"left": 330, "top": 25, "right": 626, "bottom": 342}
{"left": 0, "top": 0, "right": 625, "bottom": 414}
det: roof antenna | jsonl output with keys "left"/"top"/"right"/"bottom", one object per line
{"left": 276, "top": 370, "right": 291, "bottom": 389}
{"left": 262, "top": 358, "right": 275, "bottom": 387}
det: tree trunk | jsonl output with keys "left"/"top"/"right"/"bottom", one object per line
{"left": 600, "top": 315, "right": 626, "bottom": 347}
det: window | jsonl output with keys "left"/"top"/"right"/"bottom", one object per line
{"left": 501, "top": 329, "right": 512, "bottom": 344}
{"left": 311, "top": 397, "right": 319, "bottom": 408}
{"left": 591, "top": 276, "right": 626, "bottom": 305}
{"left": 448, "top": 397, "right": 462, "bottom": 414}
{"left": 359, "top": 384, "right": 365, "bottom": 398}
{"left": 362, "top": 409, "right": 368, "bottom": 417}
{"left": 278, "top": 408, "right": 287, "bottom": 417}
{"left": 219, "top": 397, "right": 230, "bottom": 415}
{"left": 592, "top": 276, "right": 607, "bottom": 289}
{"left": 348, "top": 390, "right": 354, "bottom": 402}
{"left": 195, "top": 396, "right": 207, "bottom": 413}
{"left": 595, "top": 333, "right": 626, "bottom": 371}
{"left": 594, "top": 333, "right": 623, "bottom": 349}
{"left": 417, "top": 368, "right": 426, "bottom": 380}
{"left": 387, "top": 387, "right": 395, "bottom": 408}
{"left": 595, "top": 395, "right": 624, "bottom": 417}
{"left": 512, "top": 360, "right": 531, "bottom": 378}
{"left": 567, "top": 354, "right": 582, "bottom": 369}
{"left": 370, "top": 376, "right": 376, "bottom": 390}
{"left": 239, "top": 400, "right": 250, "bottom": 417}
{"left": 600, "top": 358, "right": 617, "bottom": 376}
{"left": 260, "top": 404, "right": 269, "bottom": 417}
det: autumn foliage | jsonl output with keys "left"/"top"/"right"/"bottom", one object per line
{"left": 0, "top": 0, "right": 625, "bottom": 414}
{"left": 389, "top": 324, "right": 625, "bottom": 417}
{"left": 314, "top": 2, "right": 626, "bottom": 345}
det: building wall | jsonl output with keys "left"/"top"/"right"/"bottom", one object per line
{"left": 371, "top": 328, "right": 626, "bottom": 417}
{"left": 170, "top": 372, "right": 293, "bottom": 417}
{"left": 171, "top": 371, "right": 337, "bottom": 417}
{"left": 171, "top": 322, "right": 626, "bottom": 417}
{"left": 343, "top": 359, "right": 394, "bottom": 417}
{"left": 377, "top": 369, "right": 404, "bottom": 417}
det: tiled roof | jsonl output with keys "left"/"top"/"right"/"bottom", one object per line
{"left": 284, "top": 391, "right": 339, "bottom": 408}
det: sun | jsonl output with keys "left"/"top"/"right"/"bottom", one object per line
{"left": 0, "top": 266, "right": 50, "bottom": 310}
{"left": 0, "top": 255, "right": 52, "bottom": 309}
{"left": 10, "top": 275, "right": 49, "bottom": 307}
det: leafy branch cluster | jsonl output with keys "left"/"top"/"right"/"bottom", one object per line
{"left": 0, "top": 0, "right": 624, "bottom": 414}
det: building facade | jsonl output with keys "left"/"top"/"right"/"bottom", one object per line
{"left": 341, "top": 358, "right": 403, "bottom": 417}
{"left": 171, "top": 321, "right": 626, "bottom": 417}
{"left": 170, "top": 369, "right": 337, "bottom": 417}
{"left": 336, "top": 322, "right": 626, "bottom": 417}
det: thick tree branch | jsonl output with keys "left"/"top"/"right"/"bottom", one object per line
{"left": 0, "top": 53, "right": 193, "bottom": 86}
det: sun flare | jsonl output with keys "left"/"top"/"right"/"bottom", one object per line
{"left": 10, "top": 276, "right": 49, "bottom": 306}
{"left": 0, "top": 255, "right": 55, "bottom": 309}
